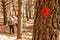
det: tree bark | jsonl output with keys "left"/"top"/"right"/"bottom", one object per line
{"left": 2, "top": 0, "right": 7, "bottom": 25}
{"left": 33, "top": 0, "right": 59, "bottom": 40}
{"left": 17, "top": 0, "right": 22, "bottom": 39}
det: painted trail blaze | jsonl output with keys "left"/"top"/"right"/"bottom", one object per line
{"left": 41, "top": 7, "right": 50, "bottom": 17}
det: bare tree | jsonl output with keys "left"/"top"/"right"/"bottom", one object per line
{"left": 26, "top": 2, "right": 29, "bottom": 21}
{"left": 28, "top": 0, "right": 31, "bottom": 19}
{"left": 17, "top": 0, "right": 22, "bottom": 39}
{"left": 11, "top": 0, "right": 16, "bottom": 16}
{"left": 2, "top": 0, "right": 7, "bottom": 25}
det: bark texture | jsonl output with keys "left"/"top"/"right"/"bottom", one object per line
{"left": 33, "top": 0, "right": 60, "bottom": 40}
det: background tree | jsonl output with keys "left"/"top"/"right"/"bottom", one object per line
{"left": 26, "top": 2, "right": 29, "bottom": 21}
{"left": 25, "top": 0, "right": 34, "bottom": 21}
{"left": 11, "top": 0, "right": 16, "bottom": 16}
{"left": 2, "top": 0, "right": 7, "bottom": 25}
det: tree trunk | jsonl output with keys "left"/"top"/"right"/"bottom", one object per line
{"left": 28, "top": 0, "right": 31, "bottom": 19}
{"left": 26, "top": 3, "right": 29, "bottom": 21}
{"left": 12, "top": 0, "right": 16, "bottom": 16}
{"left": 28, "top": 7, "right": 31, "bottom": 19}
{"left": 33, "top": 0, "right": 59, "bottom": 40}
{"left": 2, "top": 0, "right": 7, "bottom": 25}
{"left": 17, "top": 0, "right": 22, "bottom": 39}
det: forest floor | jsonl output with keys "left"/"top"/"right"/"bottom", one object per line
{"left": 0, "top": 19, "right": 34, "bottom": 40}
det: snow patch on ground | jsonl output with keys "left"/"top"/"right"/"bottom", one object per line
{"left": 0, "top": 35, "right": 16, "bottom": 40}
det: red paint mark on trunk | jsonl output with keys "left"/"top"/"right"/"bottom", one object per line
{"left": 41, "top": 7, "right": 50, "bottom": 17}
